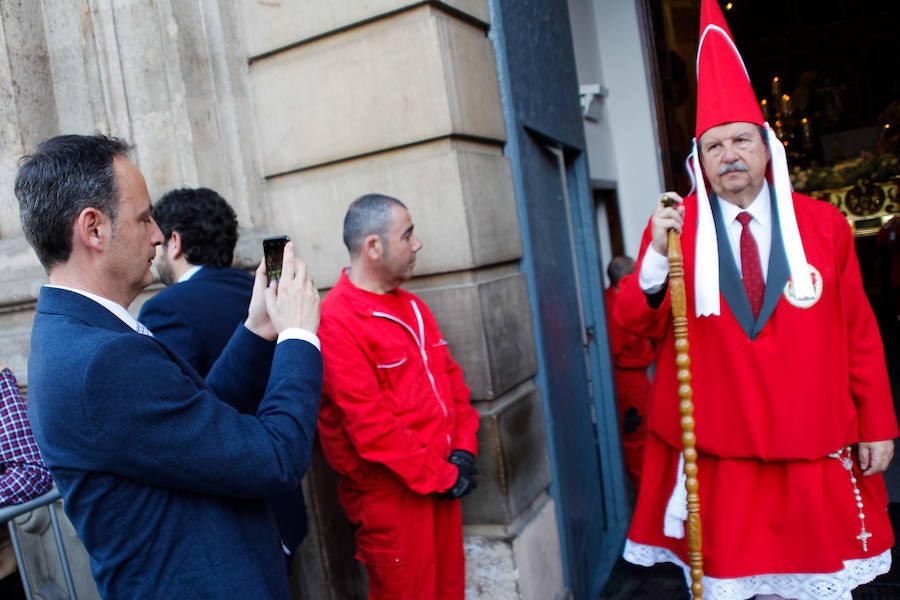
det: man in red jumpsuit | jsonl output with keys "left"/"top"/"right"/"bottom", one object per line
{"left": 318, "top": 193, "right": 480, "bottom": 600}
{"left": 605, "top": 256, "right": 654, "bottom": 489}
{"left": 615, "top": 1, "right": 898, "bottom": 598}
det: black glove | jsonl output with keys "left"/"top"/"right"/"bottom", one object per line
{"left": 438, "top": 450, "right": 478, "bottom": 500}
{"left": 449, "top": 450, "right": 477, "bottom": 477}
{"left": 623, "top": 407, "right": 643, "bottom": 434}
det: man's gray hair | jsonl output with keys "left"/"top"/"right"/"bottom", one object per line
{"left": 342, "top": 193, "right": 407, "bottom": 257}
{"left": 16, "top": 134, "right": 131, "bottom": 271}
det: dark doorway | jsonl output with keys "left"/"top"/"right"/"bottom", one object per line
{"left": 647, "top": 0, "right": 900, "bottom": 188}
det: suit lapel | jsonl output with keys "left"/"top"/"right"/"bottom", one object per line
{"left": 710, "top": 195, "right": 757, "bottom": 338}
{"left": 37, "top": 287, "right": 135, "bottom": 334}
{"left": 754, "top": 192, "right": 789, "bottom": 333}
{"left": 39, "top": 286, "right": 209, "bottom": 386}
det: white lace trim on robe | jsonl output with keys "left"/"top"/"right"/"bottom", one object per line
{"left": 623, "top": 540, "right": 891, "bottom": 600}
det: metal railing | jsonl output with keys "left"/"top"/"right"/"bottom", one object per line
{"left": 0, "top": 487, "right": 77, "bottom": 600}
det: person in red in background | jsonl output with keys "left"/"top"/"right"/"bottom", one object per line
{"left": 605, "top": 256, "right": 654, "bottom": 490}
{"left": 318, "top": 193, "right": 480, "bottom": 600}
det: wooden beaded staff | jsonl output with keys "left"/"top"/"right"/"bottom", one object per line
{"left": 660, "top": 193, "right": 704, "bottom": 600}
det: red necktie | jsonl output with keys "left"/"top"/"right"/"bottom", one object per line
{"left": 736, "top": 212, "right": 764, "bottom": 319}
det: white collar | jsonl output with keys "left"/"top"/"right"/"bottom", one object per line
{"left": 178, "top": 265, "right": 203, "bottom": 283}
{"left": 45, "top": 284, "right": 143, "bottom": 333}
{"left": 718, "top": 184, "right": 770, "bottom": 228}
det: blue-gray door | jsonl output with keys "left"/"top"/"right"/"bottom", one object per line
{"left": 488, "top": 2, "right": 630, "bottom": 597}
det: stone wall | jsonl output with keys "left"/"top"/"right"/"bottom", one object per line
{"left": 0, "top": 1, "right": 565, "bottom": 597}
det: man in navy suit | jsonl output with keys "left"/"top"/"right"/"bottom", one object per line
{"left": 139, "top": 188, "right": 254, "bottom": 376}
{"left": 16, "top": 134, "right": 322, "bottom": 599}
{"left": 138, "top": 187, "right": 310, "bottom": 563}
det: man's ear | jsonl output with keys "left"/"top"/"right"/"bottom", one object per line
{"left": 167, "top": 230, "right": 184, "bottom": 260}
{"left": 362, "top": 233, "right": 382, "bottom": 260}
{"left": 75, "top": 207, "right": 108, "bottom": 253}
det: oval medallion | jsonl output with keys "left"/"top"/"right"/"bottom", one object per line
{"left": 783, "top": 264, "right": 823, "bottom": 309}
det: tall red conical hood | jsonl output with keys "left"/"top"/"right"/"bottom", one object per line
{"left": 694, "top": 0, "right": 763, "bottom": 138}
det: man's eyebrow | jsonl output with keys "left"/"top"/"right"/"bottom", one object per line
{"left": 403, "top": 225, "right": 414, "bottom": 236}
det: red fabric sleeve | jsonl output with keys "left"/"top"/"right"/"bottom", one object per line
{"left": 606, "top": 288, "right": 655, "bottom": 369}
{"left": 614, "top": 220, "right": 672, "bottom": 341}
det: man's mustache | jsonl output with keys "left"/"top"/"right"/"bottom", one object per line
{"left": 719, "top": 161, "right": 749, "bottom": 175}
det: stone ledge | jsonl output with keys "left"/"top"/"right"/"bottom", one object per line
{"left": 464, "top": 494, "right": 565, "bottom": 600}
{"left": 239, "top": 0, "right": 491, "bottom": 60}
{"left": 263, "top": 138, "right": 521, "bottom": 287}
{"left": 462, "top": 382, "right": 550, "bottom": 526}
{"left": 249, "top": 6, "right": 504, "bottom": 175}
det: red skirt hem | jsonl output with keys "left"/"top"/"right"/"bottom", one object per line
{"left": 628, "top": 434, "right": 894, "bottom": 577}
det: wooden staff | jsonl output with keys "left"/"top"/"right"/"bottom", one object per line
{"left": 660, "top": 193, "right": 703, "bottom": 599}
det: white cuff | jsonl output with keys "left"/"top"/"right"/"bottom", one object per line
{"left": 277, "top": 327, "right": 320, "bottom": 351}
{"left": 639, "top": 247, "right": 670, "bottom": 293}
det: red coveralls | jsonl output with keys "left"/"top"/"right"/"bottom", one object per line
{"left": 318, "top": 270, "right": 480, "bottom": 600}
{"left": 604, "top": 286, "right": 654, "bottom": 488}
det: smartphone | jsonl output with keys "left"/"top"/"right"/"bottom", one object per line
{"left": 263, "top": 235, "right": 290, "bottom": 283}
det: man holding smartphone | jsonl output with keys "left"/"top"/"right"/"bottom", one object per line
{"left": 17, "top": 134, "right": 322, "bottom": 599}
{"left": 138, "top": 189, "right": 310, "bottom": 564}
{"left": 318, "top": 193, "right": 480, "bottom": 599}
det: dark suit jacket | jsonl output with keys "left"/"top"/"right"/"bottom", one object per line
{"left": 139, "top": 267, "right": 255, "bottom": 377}
{"left": 139, "top": 267, "right": 310, "bottom": 553}
{"left": 29, "top": 287, "right": 322, "bottom": 598}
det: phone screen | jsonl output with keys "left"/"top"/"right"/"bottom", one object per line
{"left": 263, "top": 235, "right": 290, "bottom": 283}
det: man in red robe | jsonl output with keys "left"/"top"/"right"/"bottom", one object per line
{"left": 615, "top": 1, "right": 897, "bottom": 598}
